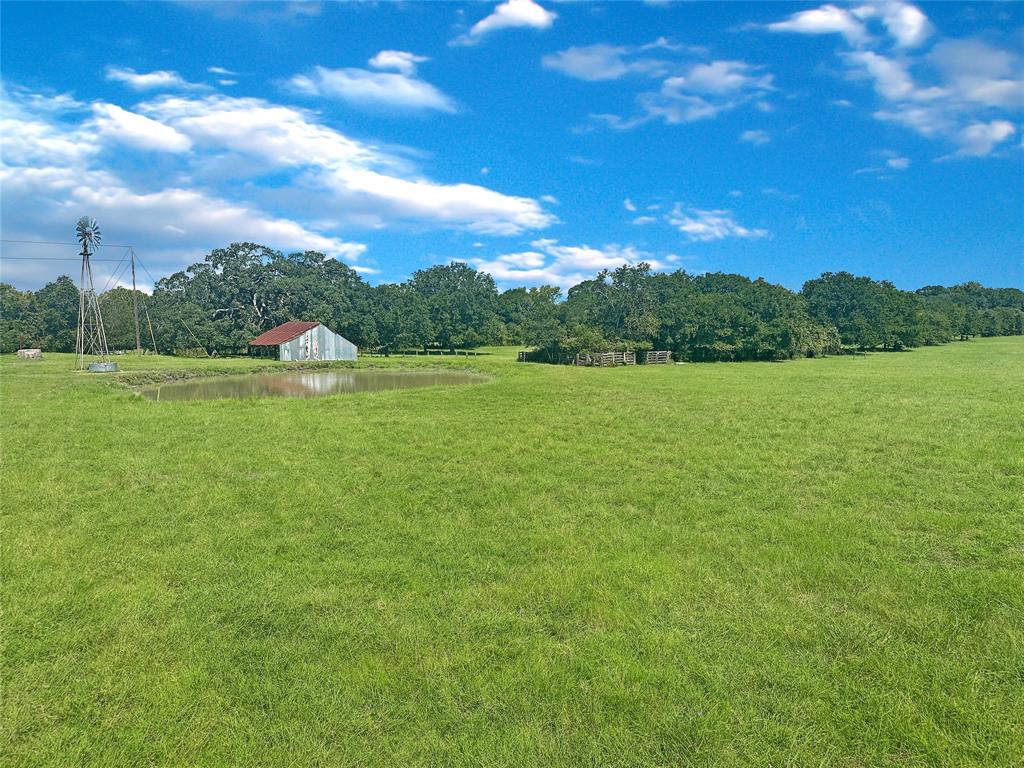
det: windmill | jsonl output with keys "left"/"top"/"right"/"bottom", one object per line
{"left": 75, "top": 216, "right": 116, "bottom": 371}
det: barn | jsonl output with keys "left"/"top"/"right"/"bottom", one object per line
{"left": 249, "top": 321, "right": 357, "bottom": 362}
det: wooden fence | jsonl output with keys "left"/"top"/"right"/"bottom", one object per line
{"left": 365, "top": 349, "right": 484, "bottom": 357}
{"left": 518, "top": 349, "right": 673, "bottom": 366}
{"left": 572, "top": 351, "right": 636, "bottom": 367}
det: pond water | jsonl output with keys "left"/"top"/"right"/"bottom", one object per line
{"left": 140, "top": 369, "right": 485, "bottom": 401}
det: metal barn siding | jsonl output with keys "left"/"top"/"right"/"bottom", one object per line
{"left": 278, "top": 324, "right": 357, "bottom": 362}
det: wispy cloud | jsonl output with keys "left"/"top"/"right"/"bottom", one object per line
{"left": 542, "top": 41, "right": 675, "bottom": 81}
{"left": 105, "top": 66, "right": 208, "bottom": 92}
{"left": 854, "top": 149, "right": 912, "bottom": 176}
{"left": 667, "top": 205, "right": 769, "bottom": 242}
{"left": 472, "top": 238, "right": 664, "bottom": 289}
{"left": 759, "top": 3, "right": 1021, "bottom": 157}
{"left": 947, "top": 120, "right": 1016, "bottom": 158}
{"left": 590, "top": 60, "right": 775, "bottom": 131}
{"left": 367, "top": 50, "right": 429, "bottom": 77}
{"left": 740, "top": 129, "right": 771, "bottom": 145}
{"left": 761, "top": 187, "right": 800, "bottom": 201}
{"left": 287, "top": 55, "right": 456, "bottom": 113}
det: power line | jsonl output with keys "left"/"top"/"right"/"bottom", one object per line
{"left": 131, "top": 251, "right": 164, "bottom": 287}
{"left": 99, "top": 251, "right": 133, "bottom": 295}
{"left": 4, "top": 238, "right": 168, "bottom": 290}
{"left": 0, "top": 238, "right": 135, "bottom": 248}
{"left": 0, "top": 255, "right": 127, "bottom": 262}
{"left": 3, "top": 249, "right": 166, "bottom": 290}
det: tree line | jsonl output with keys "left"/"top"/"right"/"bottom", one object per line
{"left": 2, "top": 242, "right": 1022, "bottom": 361}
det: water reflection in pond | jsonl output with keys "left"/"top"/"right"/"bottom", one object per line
{"left": 140, "top": 369, "right": 485, "bottom": 401}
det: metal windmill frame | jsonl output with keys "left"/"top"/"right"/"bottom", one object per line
{"left": 75, "top": 216, "right": 112, "bottom": 370}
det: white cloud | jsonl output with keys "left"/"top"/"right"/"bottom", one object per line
{"left": 0, "top": 92, "right": 98, "bottom": 167}
{"left": 624, "top": 198, "right": 637, "bottom": 211}
{"left": 669, "top": 60, "right": 774, "bottom": 94}
{"left": 452, "top": 0, "right": 556, "bottom": 46}
{"left": 854, "top": 43, "right": 1023, "bottom": 155}
{"left": 0, "top": 164, "right": 366, "bottom": 286}
{"left": 766, "top": 2, "right": 929, "bottom": 48}
{"left": 495, "top": 250, "right": 547, "bottom": 268}
{"left": 71, "top": 182, "right": 367, "bottom": 260}
{"left": 763, "top": 3, "right": 1021, "bottom": 158}
{"left": 843, "top": 51, "right": 919, "bottom": 101}
{"left": 542, "top": 44, "right": 629, "bottom": 81}
{"left": 855, "top": 150, "right": 912, "bottom": 174}
{"left": 599, "top": 60, "right": 775, "bottom": 129}
{"left": 546, "top": 40, "right": 774, "bottom": 130}
{"left": 287, "top": 65, "right": 457, "bottom": 113}
{"left": 541, "top": 43, "right": 669, "bottom": 81}
{"left": 632, "top": 216, "right": 657, "bottom": 225}
{"left": 667, "top": 205, "right": 769, "bottom": 242}
{"left": 1, "top": 86, "right": 557, "bottom": 287}
{"left": 104, "top": 66, "right": 207, "bottom": 91}
{"left": 140, "top": 94, "right": 555, "bottom": 234}
{"left": 859, "top": 2, "right": 933, "bottom": 48}
{"left": 928, "top": 39, "right": 1024, "bottom": 109}
{"left": 330, "top": 170, "right": 556, "bottom": 234}
{"left": 951, "top": 120, "right": 1016, "bottom": 157}
{"left": 5, "top": 88, "right": 85, "bottom": 114}
{"left": 767, "top": 5, "right": 868, "bottom": 45}
{"left": 873, "top": 106, "right": 950, "bottom": 137}
{"left": 472, "top": 238, "right": 662, "bottom": 289}
{"left": 207, "top": 66, "right": 238, "bottom": 76}
{"left": 89, "top": 103, "right": 192, "bottom": 153}
{"left": 368, "top": 50, "right": 429, "bottom": 77}
{"left": 740, "top": 129, "right": 771, "bottom": 145}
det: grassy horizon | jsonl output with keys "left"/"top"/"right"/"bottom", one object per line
{"left": 2, "top": 339, "right": 1022, "bottom": 766}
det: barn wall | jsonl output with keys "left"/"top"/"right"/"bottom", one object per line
{"left": 278, "top": 324, "right": 357, "bottom": 361}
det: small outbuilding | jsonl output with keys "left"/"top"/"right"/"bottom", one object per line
{"left": 249, "top": 321, "right": 357, "bottom": 362}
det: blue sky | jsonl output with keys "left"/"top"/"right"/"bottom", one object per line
{"left": 1, "top": 0, "right": 1021, "bottom": 292}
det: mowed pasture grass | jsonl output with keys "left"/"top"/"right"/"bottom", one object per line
{"left": 2, "top": 339, "right": 1022, "bottom": 767}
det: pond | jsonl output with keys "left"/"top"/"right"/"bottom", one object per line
{"left": 139, "top": 369, "right": 485, "bottom": 401}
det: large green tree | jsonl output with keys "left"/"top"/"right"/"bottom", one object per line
{"left": 498, "top": 285, "right": 562, "bottom": 346}
{"left": 802, "top": 272, "right": 922, "bottom": 350}
{"left": 30, "top": 276, "right": 79, "bottom": 352}
{"left": 371, "top": 283, "right": 434, "bottom": 353}
{"left": 8, "top": 242, "right": 1018, "bottom": 363}
{"left": 0, "top": 283, "right": 36, "bottom": 353}
{"left": 99, "top": 287, "right": 147, "bottom": 351}
{"left": 409, "top": 262, "right": 501, "bottom": 350}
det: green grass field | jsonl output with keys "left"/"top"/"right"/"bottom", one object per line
{"left": 2, "top": 339, "right": 1022, "bottom": 767}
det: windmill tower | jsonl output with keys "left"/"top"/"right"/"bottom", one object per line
{"left": 75, "top": 217, "right": 116, "bottom": 371}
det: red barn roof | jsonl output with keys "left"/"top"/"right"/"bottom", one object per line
{"left": 249, "top": 321, "right": 321, "bottom": 346}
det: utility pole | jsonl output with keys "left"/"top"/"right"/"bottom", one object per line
{"left": 130, "top": 248, "right": 142, "bottom": 354}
